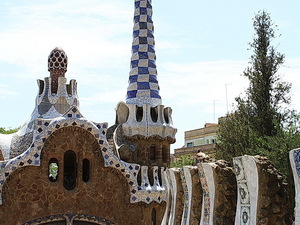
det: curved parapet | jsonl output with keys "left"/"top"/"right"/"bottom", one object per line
{"left": 233, "top": 156, "right": 258, "bottom": 225}
{"left": 234, "top": 155, "right": 288, "bottom": 224}
{"left": 117, "top": 102, "right": 176, "bottom": 140}
{"left": 161, "top": 169, "right": 171, "bottom": 225}
{"left": 197, "top": 163, "right": 215, "bottom": 225}
{"left": 180, "top": 166, "right": 193, "bottom": 225}
{"left": 196, "top": 161, "right": 237, "bottom": 225}
{"left": 290, "top": 149, "right": 300, "bottom": 224}
{"left": 167, "top": 168, "right": 183, "bottom": 225}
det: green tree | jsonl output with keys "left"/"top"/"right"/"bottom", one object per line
{"left": 0, "top": 127, "right": 19, "bottom": 134}
{"left": 241, "top": 10, "right": 290, "bottom": 138}
{"left": 217, "top": 12, "right": 299, "bottom": 221}
{"left": 170, "top": 154, "right": 194, "bottom": 168}
{"left": 217, "top": 10, "right": 300, "bottom": 170}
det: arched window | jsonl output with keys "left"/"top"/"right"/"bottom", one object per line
{"left": 48, "top": 158, "right": 59, "bottom": 182}
{"left": 63, "top": 150, "right": 77, "bottom": 190}
{"left": 150, "top": 146, "right": 156, "bottom": 162}
{"left": 136, "top": 106, "right": 143, "bottom": 122}
{"left": 163, "top": 108, "right": 169, "bottom": 124}
{"left": 150, "top": 107, "right": 158, "bottom": 122}
{"left": 151, "top": 208, "right": 157, "bottom": 225}
{"left": 82, "top": 158, "right": 90, "bottom": 182}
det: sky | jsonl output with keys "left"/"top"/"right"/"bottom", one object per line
{"left": 0, "top": 0, "right": 300, "bottom": 152}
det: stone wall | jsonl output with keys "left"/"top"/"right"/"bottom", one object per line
{"left": 213, "top": 160, "right": 237, "bottom": 225}
{"left": 189, "top": 167, "right": 202, "bottom": 225}
{"left": 164, "top": 155, "right": 291, "bottom": 225}
{"left": 255, "top": 156, "right": 288, "bottom": 225}
{"left": 0, "top": 127, "right": 165, "bottom": 225}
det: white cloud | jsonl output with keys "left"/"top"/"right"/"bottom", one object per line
{"left": 159, "top": 60, "right": 249, "bottom": 108}
{"left": 0, "top": 0, "right": 132, "bottom": 79}
{"left": 0, "top": 86, "right": 18, "bottom": 99}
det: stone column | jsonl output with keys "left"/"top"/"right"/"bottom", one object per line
{"left": 167, "top": 168, "right": 184, "bottom": 225}
{"left": 197, "top": 161, "right": 236, "bottom": 225}
{"left": 180, "top": 166, "right": 193, "bottom": 225}
{"left": 233, "top": 156, "right": 258, "bottom": 225}
{"left": 234, "top": 155, "right": 288, "bottom": 225}
{"left": 189, "top": 167, "right": 202, "bottom": 225}
{"left": 290, "top": 149, "right": 300, "bottom": 224}
{"left": 161, "top": 169, "right": 171, "bottom": 225}
{"left": 197, "top": 163, "right": 215, "bottom": 225}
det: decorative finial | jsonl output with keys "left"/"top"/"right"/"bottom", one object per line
{"left": 48, "top": 47, "right": 68, "bottom": 93}
{"left": 126, "top": 0, "right": 162, "bottom": 107}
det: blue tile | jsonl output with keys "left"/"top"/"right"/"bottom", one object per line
{"left": 149, "top": 75, "right": 158, "bottom": 83}
{"left": 138, "top": 52, "right": 148, "bottom": 59}
{"left": 139, "top": 37, "right": 148, "bottom": 44}
{"left": 132, "top": 45, "right": 139, "bottom": 53}
{"left": 148, "top": 60, "right": 156, "bottom": 68}
{"left": 133, "top": 30, "right": 140, "bottom": 38}
{"left": 150, "top": 90, "right": 161, "bottom": 99}
{"left": 139, "top": 22, "right": 148, "bottom": 30}
{"left": 137, "top": 82, "right": 150, "bottom": 90}
{"left": 140, "top": 7, "right": 147, "bottom": 15}
{"left": 138, "top": 67, "right": 149, "bottom": 74}
{"left": 129, "top": 75, "right": 138, "bottom": 83}
{"left": 127, "top": 90, "right": 137, "bottom": 98}
{"left": 131, "top": 60, "right": 139, "bottom": 68}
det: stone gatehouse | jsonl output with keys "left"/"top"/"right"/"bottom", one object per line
{"left": 0, "top": 0, "right": 177, "bottom": 224}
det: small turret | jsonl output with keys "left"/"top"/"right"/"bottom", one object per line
{"left": 0, "top": 47, "right": 79, "bottom": 160}
{"left": 48, "top": 47, "right": 68, "bottom": 93}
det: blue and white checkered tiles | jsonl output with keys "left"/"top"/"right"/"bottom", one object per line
{"left": 126, "top": 0, "right": 161, "bottom": 107}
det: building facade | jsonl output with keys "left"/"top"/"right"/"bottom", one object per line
{"left": 0, "top": 0, "right": 177, "bottom": 224}
{"left": 174, "top": 123, "right": 218, "bottom": 162}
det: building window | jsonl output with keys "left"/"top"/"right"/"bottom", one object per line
{"left": 63, "top": 150, "right": 77, "bottom": 190}
{"left": 150, "top": 146, "right": 156, "bottom": 161}
{"left": 150, "top": 107, "right": 158, "bottom": 122}
{"left": 136, "top": 106, "right": 143, "bottom": 122}
{"left": 82, "top": 158, "right": 90, "bottom": 182}
{"left": 187, "top": 142, "right": 193, "bottom": 147}
{"left": 163, "top": 108, "right": 169, "bottom": 124}
{"left": 48, "top": 158, "right": 59, "bottom": 182}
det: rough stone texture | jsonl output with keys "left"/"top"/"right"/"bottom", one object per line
{"left": 173, "top": 169, "right": 184, "bottom": 225}
{"left": 189, "top": 167, "right": 202, "bottom": 225}
{"left": 122, "top": 136, "right": 171, "bottom": 168}
{"left": 196, "top": 151, "right": 213, "bottom": 163}
{"left": 255, "top": 156, "right": 288, "bottom": 225}
{"left": 0, "top": 127, "right": 165, "bottom": 225}
{"left": 213, "top": 160, "right": 237, "bottom": 225}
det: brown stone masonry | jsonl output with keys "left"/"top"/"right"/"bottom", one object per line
{"left": 0, "top": 127, "right": 165, "bottom": 225}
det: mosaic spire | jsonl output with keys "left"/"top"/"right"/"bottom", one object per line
{"left": 126, "top": 0, "right": 162, "bottom": 107}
